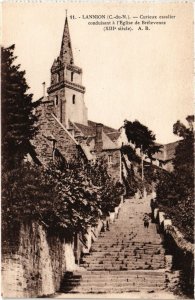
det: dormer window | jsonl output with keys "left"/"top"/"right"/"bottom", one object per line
{"left": 72, "top": 94, "right": 76, "bottom": 104}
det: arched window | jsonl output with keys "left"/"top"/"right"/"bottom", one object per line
{"left": 71, "top": 72, "right": 74, "bottom": 82}
{"left": 55, "top": 95, "right": 58, "bottom": 106}
{"left": 72, "top": 94, "right": 76, "bottom": 104}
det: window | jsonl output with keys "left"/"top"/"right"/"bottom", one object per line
{"left": 72, "top": 94, "right": 76, "bottom": 104}
{"left": 108, "top": 154, "right": 112, "bottom": 164}
{"left": 56, "top": 73, "right": 60, "bottom": 83}
{"left": 71, "top": 72, "right": 74, "bottom": 82}
{"left": 60, "top": 99, "right": 63, "bottom": 123}
{"left": 55, "top": 95, "right": 58, "bottom": 106}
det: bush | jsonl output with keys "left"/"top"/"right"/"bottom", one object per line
{"left": 2, "top": 160, "right": 124, "bottom": 239}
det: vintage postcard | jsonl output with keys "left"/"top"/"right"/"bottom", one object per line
{"left": 1, "top": 2, "right": 194, "bottom": 299}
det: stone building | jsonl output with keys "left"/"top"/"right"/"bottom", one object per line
{"left": 32, "top": 16, "right": 123, "bottom": 182}
{"left": 154, "top": 141, "right": 179, "bottom": 172}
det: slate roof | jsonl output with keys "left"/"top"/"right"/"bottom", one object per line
{"left": 73, "top": 120, "right": 120, "bottom": 151}
{"left": 75, "top": 120, "right": 121, "bottom": 140}
{"left": 101, "top": 131, "right": 119, "bottom": 150}
{"left": 74, "top": 122, "right": 95, "bottom": 137}
{"left": 87, "top": 120, "right": 121, "bottom": 141}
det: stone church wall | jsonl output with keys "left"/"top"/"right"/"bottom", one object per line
{"left": 34, "top": 101, "right": 79, "bottom": 164}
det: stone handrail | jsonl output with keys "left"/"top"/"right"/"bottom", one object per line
{"left": 165, "top": 225, "right": 194, "bottom": 254}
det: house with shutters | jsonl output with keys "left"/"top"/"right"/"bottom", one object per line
{"left": 32, "top": 16, "right": 125, "bottom": 183}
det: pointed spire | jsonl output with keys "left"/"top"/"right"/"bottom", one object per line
{"left": 60, "top": 13, "right": 74, "bottom": 64}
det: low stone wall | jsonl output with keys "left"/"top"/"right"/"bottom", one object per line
{"left": 152, "top": 205, "right": 193, "bottom": 254}
{"left": 150, "top": 199, "right": 194, "bottom": 295}
{"left": 2, "top": 198, "right": 123, "bottom": 298}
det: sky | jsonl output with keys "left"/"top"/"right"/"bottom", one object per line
{"left": 2, "top": 2, "right": 194, "bottom": 144}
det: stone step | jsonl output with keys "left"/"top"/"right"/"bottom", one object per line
{"left": 59, "top": 197, "right": 168, "bottom": 295}
{"left": 80, "top": 265, "right": 165, "bottom": 270}
{"left": 82, "top": 266, "right": 164, "bottom": 271}
{"left": 61, "top": 286, "right": 165, "bottom": 293}
{"left": 74, "top": 269, "right": 166, "bottom": 276}
{"left": 62, "top": 277, "right": 166, "bottom": 284}
{"left": 62, "top": 282, "right": 165, "bottom": 289}
{"left": 82, "top": 255, "right": 165, "bottom": 261}
{"left": 91, "top": 243, "right": 164, "bottom": 247}
{"left": 81, "top": 260, "right": 165, "bottom": 265}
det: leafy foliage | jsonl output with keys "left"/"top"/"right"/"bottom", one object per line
{"left": 2, "top": 160, "right": 124, "bottom": 239}
{"left": 124, "top": 119, "right": 162, "bottom": 159}
{"left": 156, "top": 116, "right": 194, "bottom": 242}
{"left": 121, "top": 145, "right": 141, "bottom": 164}
{"left": 1, "top": 45, "right": 39, "bottom": 170}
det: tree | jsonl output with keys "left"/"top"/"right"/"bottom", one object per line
{"left": 124, "top": 119, "right": 162, "bottom": 159}
{"left": 1, "top": 45, "right": 39, "bottom": 170}
{"left": 122, "top": 119, "right": 163, "bottom": 196}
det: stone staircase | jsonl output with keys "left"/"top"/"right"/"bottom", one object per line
{"left": 59, "top": 197, "right": 170, "bottom": 294}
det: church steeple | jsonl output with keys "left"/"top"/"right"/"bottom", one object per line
{"left": 60, "top": 16, "right": 74, "bottom": 64}
{"left": 47, "top": 14, "right": 88, "bottom": 127}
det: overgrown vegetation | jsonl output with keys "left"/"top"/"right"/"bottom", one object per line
{"left": 156, "top": 116, "right": 194, "bottom": 243}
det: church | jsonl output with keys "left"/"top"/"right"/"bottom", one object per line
{"left": 31, "top": 15, "right": 174, "bottom": 181}
{"left": 32, "top": 16, "right": 126, "bottom": 182}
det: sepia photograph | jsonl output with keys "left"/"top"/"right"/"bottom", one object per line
{"left": 1, "top": 2, "right": 194, "bottom": 299}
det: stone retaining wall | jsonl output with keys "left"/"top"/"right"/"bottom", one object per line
{"left": 2, "top": 198, "right": 123, "bottom": 298}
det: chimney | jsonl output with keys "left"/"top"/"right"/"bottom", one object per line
{"left": 95, "top": 123, "right": 103, "bottom": 152}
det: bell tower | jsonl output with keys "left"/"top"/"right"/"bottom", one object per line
{"left": 47, "top": 16, "right": 88, "bottom": 127}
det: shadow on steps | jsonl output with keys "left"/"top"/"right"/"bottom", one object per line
{"left": 59, "top": 272, "right": 82, "bottom": 293}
